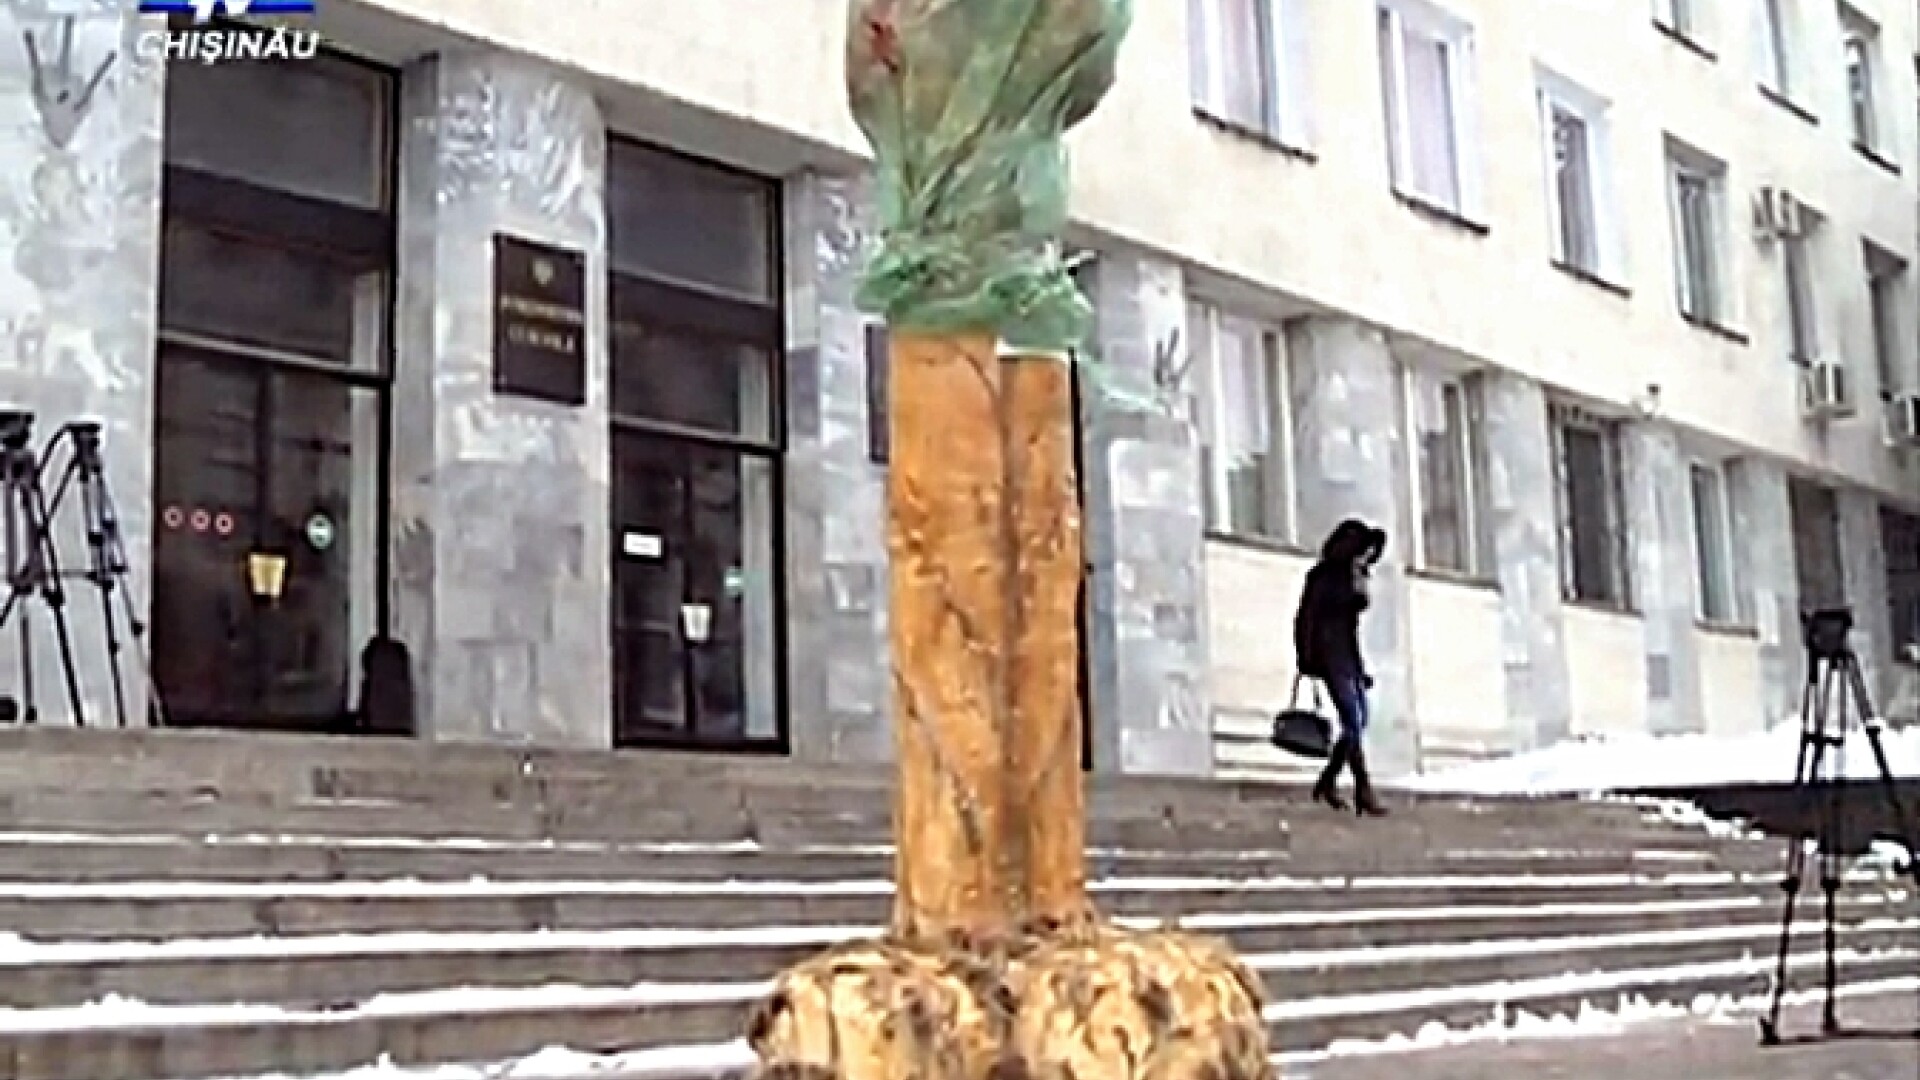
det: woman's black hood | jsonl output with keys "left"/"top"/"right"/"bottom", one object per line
{"left": 1320, "top": 518, "right": 1387, "bottom": 563}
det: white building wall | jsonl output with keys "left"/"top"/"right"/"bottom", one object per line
{"left": 303, "top": 0, "right": 1920, "bottom": 772}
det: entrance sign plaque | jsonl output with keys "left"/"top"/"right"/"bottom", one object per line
{"left": 493, "top": 234, "right": 588, "bottom": 406}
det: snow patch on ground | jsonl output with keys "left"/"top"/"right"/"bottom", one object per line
{"left": 1262, "top": 946, "right": 1916, "bottom": 1021}
{"left": 1409, "top": 728, "right": 1920, "bottom": 795}
{"left": 1287, "top": 975, "right": 1920, "bottom": 1064}
{"left": 197, "top": 1040, "right": 758, "bottom": 1079}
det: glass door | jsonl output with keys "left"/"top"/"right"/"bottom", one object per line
{"left": 150, "top": 345, "right": 380, "bottom": 730}
{"left": 612, "top": 429, "right": 775, "bottom": 746}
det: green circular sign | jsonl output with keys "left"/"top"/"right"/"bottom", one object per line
{"left": 305, "top": 513, "right": 335, "bottom": 551}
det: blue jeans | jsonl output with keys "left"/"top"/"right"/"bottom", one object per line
{"left": 1325, "top": 673, "right": 1370, "bottom": 742}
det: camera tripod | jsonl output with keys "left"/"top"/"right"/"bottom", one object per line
{"left": 38, "top": 421, "right": 155, "bottom": 729}
{"left": 1758, "top": 607, "right": 1920, "bottom": 1046}
{"left": 0, "top": 414, "right": 154, "bottom": 729}
{"left": 0, "top": 412, "right": 85, "bottom": 726}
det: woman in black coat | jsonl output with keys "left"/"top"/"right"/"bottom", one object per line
{"left": 1293, "top": 518, "right": 1388, "bottom": 816}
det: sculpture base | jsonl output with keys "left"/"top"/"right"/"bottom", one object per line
{"left": 746, "top": 920, "right": 1274, "bottom": 1080}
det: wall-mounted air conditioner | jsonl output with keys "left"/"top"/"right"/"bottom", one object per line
{"left": 1800, "top": 358, "right": 1853, "bottom": 420}
{"left": 1886, "top": 393, "right": 1920, "bottom": 448}
{"left": 1753, "top": 186, "right": 1807, "bottom": 241}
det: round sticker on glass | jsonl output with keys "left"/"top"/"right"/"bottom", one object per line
{"left": 304, "top": 513, "right": 336, "bottom": 551}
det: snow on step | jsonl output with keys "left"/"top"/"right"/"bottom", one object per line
{"left": 1, "top": 922, "right": 1909, "bottom": 1035}
{"left": 0, "top": 907, "right": 1904, "bottom": 968}
{"left": 1263, "top": 946, "right": 1920, "bottom": 1021}
{"left": 0, "top": 867, "right": 1877, "bottom": 902}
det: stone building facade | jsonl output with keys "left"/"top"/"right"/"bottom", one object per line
{"left": 0, "top": 0, "right": 1915, "bottom": 778}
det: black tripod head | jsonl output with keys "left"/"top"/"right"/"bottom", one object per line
{"left": 1804, "top": 611, "right": 1850, "bottom": 661}
{"left": 0, "top": 411, "right": 32, "bottom": 452}
{"left": 65, "top": 422, "right": 103, "bottom": 475}
{"left": 0, "top": 411, "right": 36, "bottom": 481}
{"left": 1802, "top": 608, "right": 1854, "bottom": 662}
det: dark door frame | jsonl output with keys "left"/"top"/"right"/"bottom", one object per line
{"left": 151, "top": 340, "right": 389, "bottom": 730}
{"left": 152, "top": 156, "right": 397, "bottom": 733}
{"left": 606, "top": 282, "right": 789, "bottom": 754}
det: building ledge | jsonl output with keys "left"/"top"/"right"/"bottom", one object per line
{"left": 1205, "top": 529, "right": 1311, "bottom": 560}
{"left": 1409, "top": 565, "right": 1500, "bottom": 593}
{"left": 1564, "top": 597, "right": 1642, "bottom": 620}
{"left": 1192, "top": 109, "right": 1317, "bottom": 164}
{"left": 1758, "top": 84, "right": 1818, "bottom": 127}
{"left": 1393, "top": 190, "right": 1490, "bottom": 237}
{"left": 1681, "top": 311, "right": 1750, "bottom": 346}
{"left": 1695, "top": 619, "right": 1759, "bottom": 639}
{"left": 1653, "top": 20, "right": 1717, "bottom": 63}
{"left": 1855, "top": 141, "right": 1901, "bottom": 176}
{"left": 1553, "top": 259, "right": 1630, "bottom": 299}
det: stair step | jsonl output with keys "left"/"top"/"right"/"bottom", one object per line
{"left": 0, "top": 943, "right": 1906, "bottom": 1080}
{"left": 0, "top": 908, "right": 1905, "bottom": 1011}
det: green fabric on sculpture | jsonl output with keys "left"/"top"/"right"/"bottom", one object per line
{"left": 846, "top": 0, "right": 1132, "bottom": 352}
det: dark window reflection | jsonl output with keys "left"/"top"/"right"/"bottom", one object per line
{"left": 160, "top": 223, "right": 375, "bottom": 365}
{"left": 164, "top": 56, "right": 389, "bottom": 211}
{"left": 610, "top": 304, "right": 772, "bottom": 440}
{"left": 606, "top": 139, "right": 774, "bottom": 299}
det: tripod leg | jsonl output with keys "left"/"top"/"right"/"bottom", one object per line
{"left": 1763, "top": 835, "right": 1808, "bottom": 1043}
{"left": 12, "top": 483, "right": 37, "bottom": 725}
{"left": 1764, "top": 656, "right": 1833, "bottom": 1045}
{"left": 1819, "top": 827, "right": 1841, "bottom": 1033}
{"left": 25, "top": 466, "right": 86, "bottom": 728}
{"left": 79, "top": 478, "right": 128, "bottom": 729}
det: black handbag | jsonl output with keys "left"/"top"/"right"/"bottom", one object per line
{"left": 1270, "top": 676, "right": 1334, "bottom": 759}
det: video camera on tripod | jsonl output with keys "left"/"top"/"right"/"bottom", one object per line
{"left": 1758, "top": 605, "right": 1920, "bottom": 1045}
{"left": 0, "top": 410, "right": 151, "bottom": 729}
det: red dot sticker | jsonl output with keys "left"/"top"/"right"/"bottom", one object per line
{"left": 190, "top": 509, "right": 211, "bottom": 533}
{"left": 162, "top": 506, "right": 183, "bottom": 529}
{"left": 214, "top": 513, "right": 234, "bottom": 536}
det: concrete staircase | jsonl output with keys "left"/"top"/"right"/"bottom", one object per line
{"left": 0, "top": 727, "right": 1908, "bottom": 1079}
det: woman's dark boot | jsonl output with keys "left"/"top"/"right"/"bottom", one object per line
{"left": 1313, "top": 739, "right": 1352, "bottom": 810}
{"left": 1349, "top": 744, "right": 1388, "bottom": 817}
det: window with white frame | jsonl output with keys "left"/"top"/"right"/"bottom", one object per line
{"left": 1667, "top": 141, "right": 1729, "bottom": 326}
{"left": 1867, "top": 241, "right": 1908, "bottom": 398}
{"left": 1689, "top": 461, "right": 1739, "bottom": 623}
{"left": 1551, "top": 405, "right": 1631, "bottom": 607}
{"left": 1655, "top": 0, "right": 1699, "bottom": 38}
{"left": 1407, "top": 367, "right": 1485, "bottom": 575}
{"left": 1378, "top": 0, "right": 1479, "bottom": 217}
{"left": 1189, "top": 301, "right": 1295, "bottom": 541}
{"left": 1782, "top": 210, "right": 1822, "bottom": 362}
{"left": 1841, "top": 6, "right": 1882, "bottom": 150}
{"left": 1537, "top": 71, "right": 1620, "bottom": 280}
{"left": 1188, "top": 0, "right": 1311, "bottom": 147}
{"left": 1758, "top": 0, "right": 1797, "bottom": 98}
